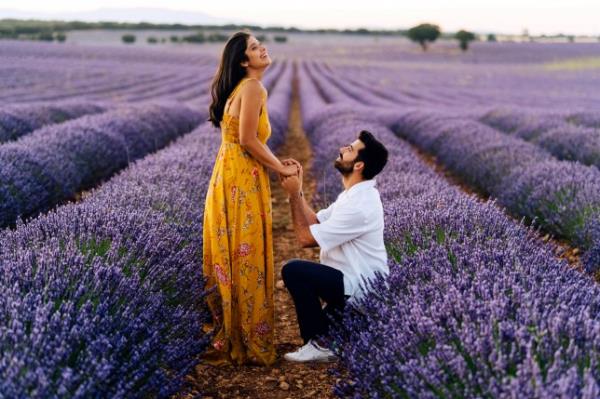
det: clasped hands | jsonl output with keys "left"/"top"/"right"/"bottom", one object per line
{"left": 278, "top": 158, "right": 303, "bottom": 198}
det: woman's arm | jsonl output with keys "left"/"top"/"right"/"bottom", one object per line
{"left": 238, "top": 80, "right": 294, "bottom": 175}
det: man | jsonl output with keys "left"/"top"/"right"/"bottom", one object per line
{"left": 279, "top": 130, "right": 389, "bottom": 362}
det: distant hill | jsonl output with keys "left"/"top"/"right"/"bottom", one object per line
{"left": 0, "top": 7, "right": 246, "bottom": 25}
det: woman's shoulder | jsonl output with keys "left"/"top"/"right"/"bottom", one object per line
{"left": 240, "top": 78, "right": 267, "bottom": 99}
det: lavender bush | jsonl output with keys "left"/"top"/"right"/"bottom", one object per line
{"left": 4, "top": 35, "right": 600, "bottom": 396}
{"left": 481, "top": 108, "right": 600, "bottom": 170}
{"left": 389, "top": 111, "right": 600, "bottom": 271}
{"left": 0, "top": 124, "right": 217, "bottom": 398}
{"left": 298, "top": 62, "right": 600, "bottom": 397}
{"left": 584, "top": 218, "right": 600, "bottom": 275}
{"left": 568, "top": 112, "right": 600, "bottom": 129}
{"left": 0, "top": 65, "right": 293, "bottom": 397}
{"left": 335, "top": 231, "right": 600, "bottom": 398}
{"left": 500, "top": 160, "right": 600, "bottom": 245}
{"left": 266, "top": 61, "right": 293, "bottom": 150}
{"left": 0, "top": 102, "right": 108, "bottom": 143}
{"left": 0, "top": 103, "right": 203, "bottom": 228}
{"left": 0, "top": 40, "right": 217, "bottom": 107}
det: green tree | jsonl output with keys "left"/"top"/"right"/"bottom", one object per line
{"left": 274, "top": 35, "right": 287, "bottom": 43}
{"left": 37, "top": 31, "right": 54, "bottom": 41}
{"left": 0, "top": 26, "right": 17, "bottom": 39}
{"left": 407, "top": 23, "right": 441, "bottom": 51}
{"left": 455, "top": 30, "right": 476, "bottom": 51}
{"left": 182, "top": 32, "right": 205, "bottom": 43}
{"left": 206, "top": 32, "right": 227, "bottom": 42}
{"left": 147, "top": 36, "right": 158, "bottom": 44}
{"left": 55, "top": 32, "right": 67, "bottom": 42}
{"left": 487, "top": 33, "right": 497, "bottom": 42}
{"left": 122, "top": 34, "right": 136, "bottom": 44}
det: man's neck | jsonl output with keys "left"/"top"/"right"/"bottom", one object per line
{"left": 342, "top": 174, "right": 365, "bottom": 191}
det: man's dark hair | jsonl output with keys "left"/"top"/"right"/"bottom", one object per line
{"left": 356, "top": 130, "right": 388, "bottom": 180}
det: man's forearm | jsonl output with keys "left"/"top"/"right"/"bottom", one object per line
{"left": 300, "top": 193, "right": 318, "bottom": 225}
{"left": 288, "top": 191, "right": 318, "bottom": 247}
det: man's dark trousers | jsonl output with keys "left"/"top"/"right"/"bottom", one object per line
{"left": 282, "top": 259, "right": 349, "bottom": 344}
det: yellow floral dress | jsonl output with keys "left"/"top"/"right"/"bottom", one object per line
{"left": 202, "top": 77, "right": 276, "bottom": 366}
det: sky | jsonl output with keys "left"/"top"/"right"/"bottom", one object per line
{"left": 1, "top": 0, "right": 599, "bottom": 36}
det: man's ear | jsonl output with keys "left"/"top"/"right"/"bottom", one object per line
{"left": 354, "top": 161, "right": 365, "bottom": 172}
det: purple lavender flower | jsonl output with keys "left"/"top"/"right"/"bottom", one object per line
{"left": 0, "top": 102, "right": 108, "bottom": 143}
{"left": 297, "top": 61, "right": 600, "bottom": 398}
{"left": 0, "top": 103, "right": 203, "bottom": 228}
{"left": 0, "top": 62, "right": 292, "bottom": 397}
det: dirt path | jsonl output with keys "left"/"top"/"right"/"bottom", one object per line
{"left": 178, "top": 77, "right": 338, "bottom": 399}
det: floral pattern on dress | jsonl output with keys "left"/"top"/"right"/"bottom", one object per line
{"left": 254, "top": 321, "right": 271, "bottom": 337}
{"left": 202, "top": 77, "right": 275, "bottom": 366}
{"left": 214, "top": 263, "right": 229, "bottom": 286}
{"left": 237, "top": 243, "right": 252, "bottom": 257}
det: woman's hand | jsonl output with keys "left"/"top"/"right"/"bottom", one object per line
{"left": 279, "top": 163, "right": 299, "bottom": 177}
{"left": 280, "top": 158, "right": 301, "bottom": 176}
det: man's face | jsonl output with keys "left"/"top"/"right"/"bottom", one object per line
{"left": 334, "top": 138, "right": 365, "bottom": 176}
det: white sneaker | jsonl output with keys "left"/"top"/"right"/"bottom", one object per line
{"left": 283, "top": 340, "right": 336, "bottom": 362}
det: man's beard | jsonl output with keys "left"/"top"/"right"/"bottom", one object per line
{"left": 334, "top": 157, "right": 354, "bottom": 176}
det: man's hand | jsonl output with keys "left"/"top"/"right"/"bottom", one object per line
{"left": 280, "top": 158, "right": 303, "bottom": 195}
{"left": 279, "top": 158, "right": 319, "bottom": 248}
{"left": 280, "top": 174, "right": 302, "bottom": 197}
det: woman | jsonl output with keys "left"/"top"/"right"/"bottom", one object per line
{"left": 202, "top": 31, "right": 298, "bottom": 366}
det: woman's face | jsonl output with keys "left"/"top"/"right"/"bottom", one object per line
{"left": 243, "top": 35, "right": 271, "bottom": 70}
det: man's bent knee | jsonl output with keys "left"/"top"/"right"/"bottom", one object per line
{"left": 281, "top": 259, "right": 304, "bottom": 283}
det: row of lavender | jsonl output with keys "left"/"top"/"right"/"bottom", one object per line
{"left": 310, "top": 58, "right": 600, "bottom": 171}
{"left": 0, "top": 41, "right": 217, "bottom": 231}
{"left": 0, "top": 40, "right": 217, "bottom": 106}
{"left": 0, "top": 62, "right": 294, "bottom": 397}
{"left": 1, "top": 39, "right": 286, "bottom": 113}
{"left": 298, "top": 62, "right": 600, "bottom": 398}
{"left": 265, "top": 60, "right": 293, "bottom": 150}
{"left": 0, "top": 59, "right": 212, "bottom": 106}
{"left": 307, "top": 60, "right": 600, "bottom": 276}
{"left": 327, "top": 48, "right": 600, "bottom": 111}
{"left": 317, "top": 55, "right": 600, "bottom": 176}
{"left": 0, "top": 53, "right": 289, "bottom": 230}
{"left": 389, "top": 110, "right": 600, "bottom": 275}
{"left": 0, "top": 123, "right": 216, "bottom": 398}
{"left": 276, "top": 41, "right": 600, "bottom": 66}
{"left": 0, "top": 102, "right": 108, "bottom": 143}
{"left": 0, "top": 58, "right": 287, "bottom": 147}
{"left": 479, "top": 108, "right": 600, "bottom": 170}
{"left": 0, "top": 103, "right": 204, "bottom": 228}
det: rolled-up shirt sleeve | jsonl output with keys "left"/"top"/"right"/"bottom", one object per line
{"left": 315, "top": 203, "right": 334, "bottom": 223}
{"left": 309, "top": 207, "right": 367, "bottom": 252}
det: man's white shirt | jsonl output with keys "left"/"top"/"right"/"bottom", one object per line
{"left": 308, "top": 179, "right": 388, "bottom": 304}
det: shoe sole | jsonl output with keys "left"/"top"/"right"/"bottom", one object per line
{"left": 283, "top": 355, "right": 337, "bottom": 363}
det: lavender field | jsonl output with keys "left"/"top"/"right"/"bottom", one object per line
{"left": 1, "top": 38, "right": 600, "bottom": 397}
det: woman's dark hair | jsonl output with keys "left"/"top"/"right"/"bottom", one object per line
{"left": 356, "top": 130, "right": 389, "bottom": 180}
{"left": 208, "top": 31, "right": 251, "bottom": 128}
